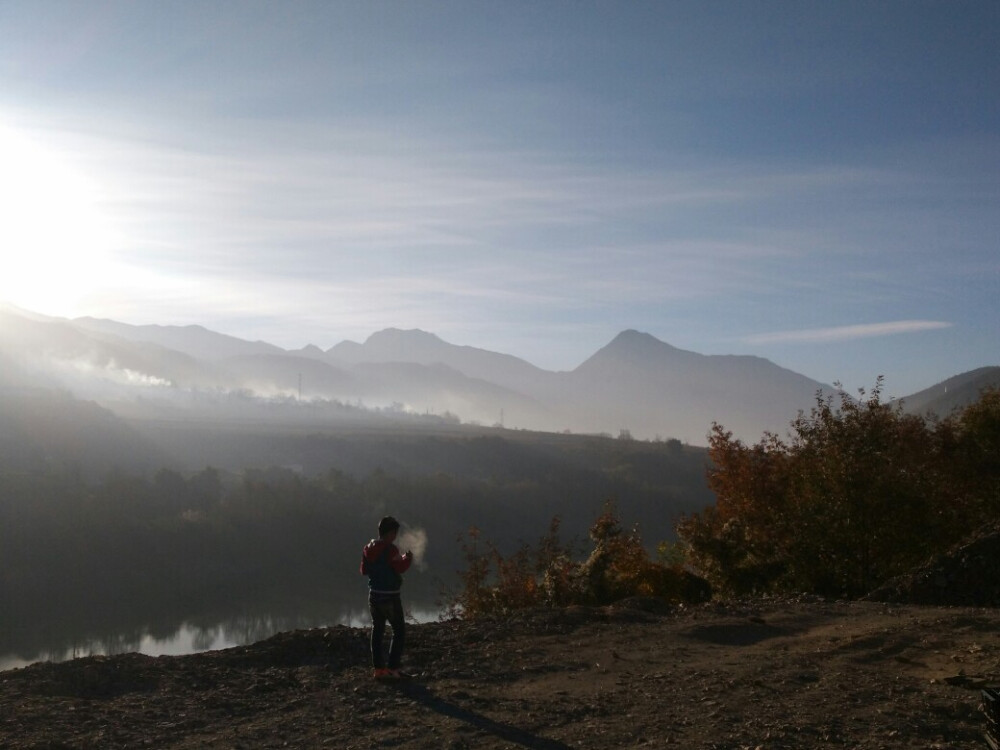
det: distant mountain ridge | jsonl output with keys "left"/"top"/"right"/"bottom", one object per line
{"left": 897, "top": 367, "right": 1000, "bottom": 418}
{"left": 2, "top": 306, "right": 992, "bottom": 446}
{"left": 328, "top": 327, "right": 549, "bottom": 395}
{"left": 74, "top": 317, "right": 284, "bottom": 361}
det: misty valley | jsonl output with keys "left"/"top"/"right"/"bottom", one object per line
{"left": 1, "top": 306, "right": 996, "bottom": 671}
{"left": 0, "top": 420, "right": 713, "bottom": 670}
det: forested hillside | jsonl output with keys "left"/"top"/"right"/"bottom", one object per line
{"left": 0, "top": 429, "right": 711, "bottom": 663}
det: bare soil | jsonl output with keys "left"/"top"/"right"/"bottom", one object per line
{"left": 2, "top": 598, "right": 998, "bottom": 749}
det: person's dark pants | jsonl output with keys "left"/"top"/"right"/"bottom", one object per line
{"left": 369, "top": 593, "right": 405, "bottom": 669}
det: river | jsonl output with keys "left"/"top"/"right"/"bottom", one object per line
{"left": 0, "top": 589, "right": 444, "bottom": 672}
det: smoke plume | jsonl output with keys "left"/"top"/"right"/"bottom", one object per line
{"left": 396, "top": 526, "right": 428, "bottom": 570}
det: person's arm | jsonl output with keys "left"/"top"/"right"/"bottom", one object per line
{"left": 389, "top": 544, "right": 413, "bottom": 573}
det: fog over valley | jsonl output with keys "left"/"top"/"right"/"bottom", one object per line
{"left": 3, "top": 305, "right": 842, "bottom": 446}
{"left": 2, "top": 304, "right": 997, "bottom": 668}
{"left": 4, "top": 305, "right": 997, "bottom": 450}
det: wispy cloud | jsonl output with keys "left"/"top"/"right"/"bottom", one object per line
{"left": 57, "top": 118, "right": 887, "bottom": 269}
{"left": 743, "top": 320, "right": 953, "bottom": 345}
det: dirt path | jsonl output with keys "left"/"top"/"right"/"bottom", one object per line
{"left": 2, "top": 599, "right": 998, "bottom": 749}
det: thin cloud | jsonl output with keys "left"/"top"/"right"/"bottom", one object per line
{"left": 744, "top": 320, "right": 953, "bottom": 345}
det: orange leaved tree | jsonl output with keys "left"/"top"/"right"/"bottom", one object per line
{"left": 679, "top": 379, "right": 953, "bottom": 597}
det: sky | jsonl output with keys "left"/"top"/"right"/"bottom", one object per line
{"left": 0, "top": 1, "right": 997, "bottom": 397}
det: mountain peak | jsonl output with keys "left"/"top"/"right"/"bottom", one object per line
{"left": 607, "top": 329, "right": 671, "bottom": 349}
{"left": 572, "top": 329, "right": 708, "bottom": 378}
{"left": 327, "top": 328, "right": 450, "bottom": 365}
{"left": 361, "top": 329, "right": 449, "bottom": 360}
{"left": 585, "top": 329, "right": 685, "bottom": 363}
{"left": 364, "top": 328, "right": 445, "bottom": 347}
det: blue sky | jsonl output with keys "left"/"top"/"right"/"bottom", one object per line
{"left": 0, "top": 1, "right": 996, "bottom": 397}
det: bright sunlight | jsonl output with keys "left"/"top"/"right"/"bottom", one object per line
{"left": 0, "top": 123, "right": 118, "bottom": 316}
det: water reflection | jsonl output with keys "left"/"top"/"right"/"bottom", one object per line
{"left": 1, "top": 588, "right": 443, "bottom": 672}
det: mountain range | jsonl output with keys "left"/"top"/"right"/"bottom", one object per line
{"left": 1, "top": 305, "right": 996, "bottom": 452}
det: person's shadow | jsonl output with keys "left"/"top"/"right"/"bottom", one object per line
{"left": 396, "top": 681, "right": 574, "bottom": 750}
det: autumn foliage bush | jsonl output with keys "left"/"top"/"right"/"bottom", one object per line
{"left": 677, "top": 382, "right": 1000, "bottom": 598}
{"left": 447, "top": 503, "right": 709, "bottom": 618}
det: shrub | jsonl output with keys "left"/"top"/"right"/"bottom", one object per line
{"left": 447, "top": 503, "right": 710, "bottom": 618}
{"left": 678, "top": 382, "right": 1000, "bottom": 598}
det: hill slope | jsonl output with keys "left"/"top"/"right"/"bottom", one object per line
{"left": 899, "top": 366, "right": 1000, "bottom": 418}
{"left": 2, "top": 600, "right": 994, "bottom": 749}
{"left": 0, "top": 388, "right": 167, "bottom": 477}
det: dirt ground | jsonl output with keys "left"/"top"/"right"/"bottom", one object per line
{"left": 2, "top": 597, "right": 998, "bottom": 749}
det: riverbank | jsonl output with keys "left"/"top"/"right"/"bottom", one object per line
{"left": 2, "top": 598, "right": 997, "bottom": 749}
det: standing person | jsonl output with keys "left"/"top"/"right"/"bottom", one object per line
{"left": 360, "top": 516, "right": 413, "bottom": 679}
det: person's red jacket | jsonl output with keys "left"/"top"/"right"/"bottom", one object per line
{"left": 360, "top": 539, "right": 412, "bottom": 592}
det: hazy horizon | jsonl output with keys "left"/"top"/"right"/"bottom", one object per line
{"left": 1, "top": 2, "right": 997, "bottom": 398}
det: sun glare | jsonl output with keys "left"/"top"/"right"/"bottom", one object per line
{"left": 0, "top": 124, "right": 118, "bottom": 317}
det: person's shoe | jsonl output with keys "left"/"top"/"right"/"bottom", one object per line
{"left": 373, "top": 668, "right": 392, "bottom": 679}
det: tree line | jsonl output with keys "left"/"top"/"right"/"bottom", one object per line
{"left": 0, "top": 432, "right": 711, "bottom": 657}
{"left": 449, "top": 383, "right": 999, "bottom": 613}
{"left": 677, "top": 382, "right": 1000, "bottom": 598}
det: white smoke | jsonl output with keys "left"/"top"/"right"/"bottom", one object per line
{"left": 120, "top": 367, "right": 172, "bottom": 387}
{"left": 47, "top": 355, "right": 173, "bottom": 389}
{"left": 396, "top": 526, "right": 429, "bottom": 571}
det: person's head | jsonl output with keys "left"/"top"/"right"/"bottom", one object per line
{"left": 378, "top": 516, "right": 400, "bottom": 540}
